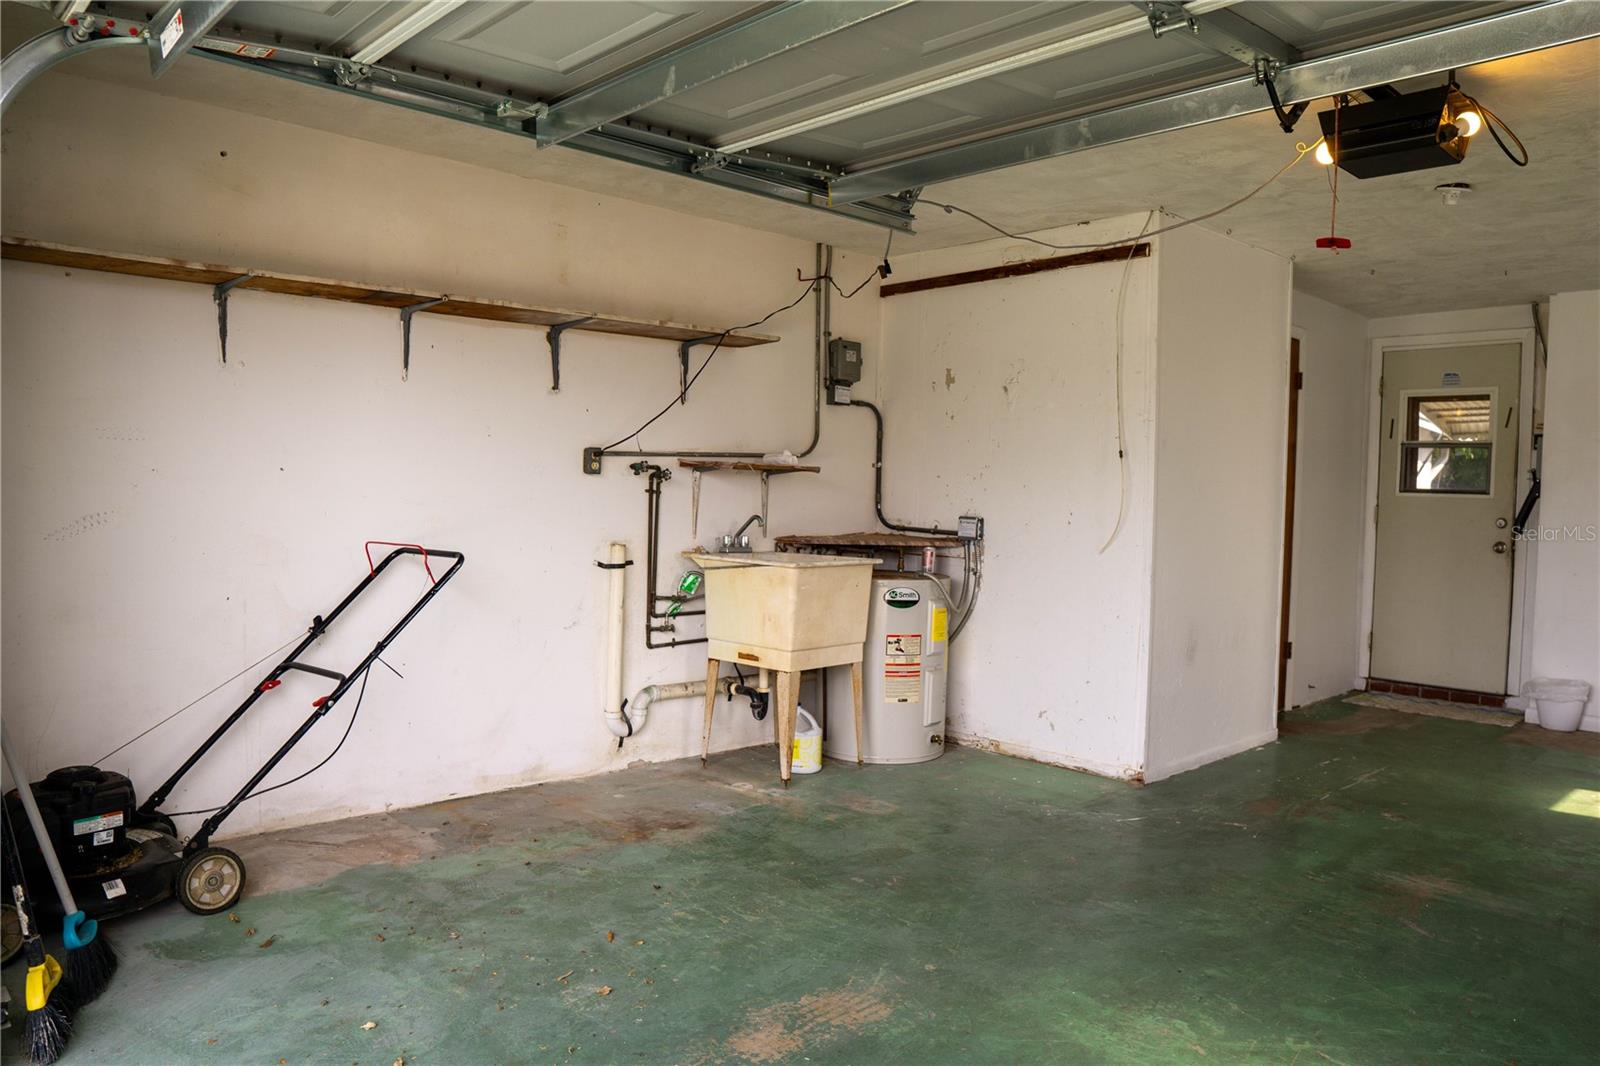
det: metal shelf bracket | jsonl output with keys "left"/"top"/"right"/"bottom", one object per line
{"left": 677, "top": 336, "right": 719, "bottom": 405}
{"left": 546, "top": 316, "right": 595, "bottom": 392}
{"left": 399, "top": 297, "right": 446, "bottom": 380}
{"left": 212, "top": 273, "right": 251, "bottom": 364}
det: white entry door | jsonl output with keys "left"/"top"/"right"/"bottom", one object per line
{"left": 1370, "top": 343, "right": 1522, "bottom": 694}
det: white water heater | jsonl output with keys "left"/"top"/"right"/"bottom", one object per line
{"left": 823, "top": 572, "right": 949, "bottom": 764}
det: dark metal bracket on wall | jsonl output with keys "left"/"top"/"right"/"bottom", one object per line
{"left": 213, "top": 273, "right": 252, "bottom": 363}
{"left": 547, "top": 316, "right": 595, "bottom": 392}
{"left": 677, "top": 337, "right": 719, "bottom": 405}
{"left": 399, "top": 297, "right": 446, "bottom": 381}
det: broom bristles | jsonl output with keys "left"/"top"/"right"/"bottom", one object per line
{"left": 63, "top": 933, "right": 118, "bottom": 1007}
{"left": 24, "top": 999, "right": 73, "bottom": 1065}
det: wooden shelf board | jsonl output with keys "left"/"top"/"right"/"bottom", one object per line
{"left": 880, "top": 241, "right": 1150, "bottom": 298}
{"left": 2, "top": 237, "right": 778, "bottom": 349}
{"left": 678, "top": 460, "right": 821, "bottom": 474}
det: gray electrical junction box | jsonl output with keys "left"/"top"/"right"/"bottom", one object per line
{"left": 828, "top": 338, "right": 863, "bottom": 386}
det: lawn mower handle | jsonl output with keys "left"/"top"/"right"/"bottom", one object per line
{"left": 137, "top": 545, "right": 465, "bottom": 850}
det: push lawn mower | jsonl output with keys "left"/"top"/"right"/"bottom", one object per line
{"left": 4, "top": 543, "right": 463, "bottom": 919}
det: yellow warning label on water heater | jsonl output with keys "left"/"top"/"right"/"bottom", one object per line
{"left": 931, "top": 608, "right": 948, "bottom": 643}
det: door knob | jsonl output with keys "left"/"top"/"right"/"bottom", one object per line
{"left": 1493, "top": 541, "right": 1508, "bottom": 554}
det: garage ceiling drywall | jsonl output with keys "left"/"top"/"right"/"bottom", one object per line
{"left": 2, "top": 7, "right": 1595, "bottom": 316}
{"left": 913, "top": 39, "right": 1600, "bottom": 317}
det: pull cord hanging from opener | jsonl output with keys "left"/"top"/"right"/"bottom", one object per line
{"left": 1316, "top": 94, "right": 1351, "bottom": 252}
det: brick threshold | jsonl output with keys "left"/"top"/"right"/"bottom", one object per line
{"left": 1366, "top": 677, "right": 1506, "bottom": 707}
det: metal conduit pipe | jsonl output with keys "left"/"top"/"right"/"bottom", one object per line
{"left": 848, "top": 399, "right": 957, "bottom": 536}
{"left": 796, "top": 242, "right": 828, "bottom": 459}
{"left": 596, "top": 242, "right": 834, "bottom": 465}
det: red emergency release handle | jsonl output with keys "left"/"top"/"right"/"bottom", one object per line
{"left": 364, "top": 541, "right": 436, "bottom": 583}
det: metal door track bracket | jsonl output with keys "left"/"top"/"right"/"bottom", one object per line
{"left": 399, "top": 297, "right": 446, "bottom": 380}
{"left": 546, "top": 316, "right": 595, "bottom": 392}
{"left": 677, "top": 336, "right": 719, "bottom": 405}
{"left": 691, "top": 152, "right": 730, "bottom": 174}
{"left": 213, "top": 273, "right": 251, "bottom": 363}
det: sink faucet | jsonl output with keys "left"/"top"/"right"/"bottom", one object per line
{"left": 721, "top": 513, "right": 765, "bottom": 553}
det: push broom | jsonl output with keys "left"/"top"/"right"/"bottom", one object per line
{"left": 2, "top": 724, "right": 118, "bottom": 1007}
{"left": 3, "top": 805, "right": 73, "bottom": 1064}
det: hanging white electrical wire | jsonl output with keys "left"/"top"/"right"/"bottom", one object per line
{"left": 1098, "top": 209, "right": 1157, "bottom": 555}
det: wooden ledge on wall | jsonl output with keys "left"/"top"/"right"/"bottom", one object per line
{"left": 879, "top": 241, "right": 1151, "bottom": 298}
{"left": 0, "top": 236, "right": 779, "bottom": 349}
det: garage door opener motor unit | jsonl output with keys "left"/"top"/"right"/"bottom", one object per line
{"left": 3, "top": 544, "right": 464, "bottom": 918}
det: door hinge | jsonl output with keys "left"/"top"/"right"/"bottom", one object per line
{"left": 1294, "top": 370, "right": 1304, "bottom": 390}
{"left": 1374, "top": 501, "right": 1379, "bottom": 526}
{"left": 1378, "top": 375, "right": 1384, "bottom": 397}
{"left": 1367, "top": 631, "right": 1374, "bottom": 652}
{"left": 1284, "top": 640, "right": 1294, "bottom": 659}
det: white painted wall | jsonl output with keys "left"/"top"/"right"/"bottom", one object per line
{"left": 877, "top": 216, "right": 1293, "bottom": 782}
{"left": 1527, "top": 290, "right": 1599, "bottom": 730}
{"left": 1, "top": 74, "right": 881, "bottom": 836}
{"left": 1286, "top": 291, "right": 1370, "bottom": 706}
{"left": 1366, "top": 304, "right": 1542, "bottom": 340}
{"left": 877, "top": 214, "right": 1159, "bottom": 779}
{"left": 1143, "top": 225, "right": 1292, "bottom": 781}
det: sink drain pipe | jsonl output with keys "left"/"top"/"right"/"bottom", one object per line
{"left": 622, "top": 674, "right": 751, "bottom": 736}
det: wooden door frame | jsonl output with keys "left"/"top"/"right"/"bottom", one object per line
{"left": 1277, "top": 338, "right": 1301, "bottom": 711}
{"left": 1357, "top": 327, "right": 1538, "bottom": 695}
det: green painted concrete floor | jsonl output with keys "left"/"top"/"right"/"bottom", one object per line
{"left": 6, "top": 696, "right": 1598, "bottom": 1065}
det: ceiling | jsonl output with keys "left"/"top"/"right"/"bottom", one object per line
{"left": 74, "top": 1, "right": 1527, "bottom": 165}
{"left": 916, "top": 38, "right": 1600, "bottom": 316}
{"left": 3, "top": 2, "right": 1597, "bottom": 315}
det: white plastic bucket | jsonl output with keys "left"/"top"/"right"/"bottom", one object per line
{"left": 791, "top": 706, "right": 822, "bottom": 774}
{"left": 1527, "top": 678, "right": 1592, "bottom": 733}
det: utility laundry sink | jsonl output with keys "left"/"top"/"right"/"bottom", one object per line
{"left": 688, "top": 552, "right": 876, "bottom": 673}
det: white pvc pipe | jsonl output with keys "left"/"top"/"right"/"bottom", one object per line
{"left": 622, "top": 680, "right": 710, "bottom": 735}
{"left": 603, "top": 541, "right": 628, "bottom": 737}
{"left": 599, "top": 540, "right": 725, "bottom": 739}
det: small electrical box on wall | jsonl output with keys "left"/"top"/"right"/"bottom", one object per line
{"left": 827, "top": 338, "right": 862, "bottom": 404}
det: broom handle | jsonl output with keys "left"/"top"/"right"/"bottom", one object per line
{"left": 0, "top": 723, "right": 81, "bottom": 915}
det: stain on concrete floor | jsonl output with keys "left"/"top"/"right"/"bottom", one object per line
{"left": 4, "top": 695, "right": 1597, "bottom": 1065}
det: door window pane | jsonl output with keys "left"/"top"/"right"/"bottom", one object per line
{"left": 1413, "top": 396, "right": 1492, "bottom": 442}
{"left": 1400, "top": 393, "right": 1494, "bottom": 494}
